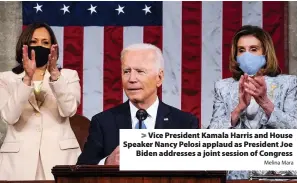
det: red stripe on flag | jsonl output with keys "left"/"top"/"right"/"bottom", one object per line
{"left": 182, "top": 1, "right": 202, "bottom": 128}
{"left": 143, "top": 26, "right": 163, "bottom": 100}
{"left": 263, "top": 1, "right": 287, "bottom": 73}
{"left": 63, "top": 26, "right": 84, "bottom": 115}
{"left": 222, "top": 1, "right": 242, "bottom": 79}
{"left": 103, "top": 26, "right": 123, "bottom": 110}
{"left": 22, "top": 25, "right": 27, "bottom": 30}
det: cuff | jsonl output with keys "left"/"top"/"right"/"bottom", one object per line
{"left": 98, "top": 156, "right": 108, "bottom": 165}
{"left": 49, "top": 74, "right": 66, "bottom": 94}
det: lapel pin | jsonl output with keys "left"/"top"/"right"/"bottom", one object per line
{"left": 271, "top": 84, "right": 277, "bottom": 91}
{"left": 164, "top": 118, "right": 168, "bottom": 121}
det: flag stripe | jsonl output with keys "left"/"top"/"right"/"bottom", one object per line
{"left": 263, "top": 1, "right": 286, "bottom": 73}
{"left": 63, "top": 26, "right": 84, "bottom": 115}
{"left": 122, "top": 27, "right": 144, "bottom": 102}
{"left": 162, "top": 1, "right": 182, "bottom": 109}
{"left": 222, "top": 1, "right": 242, "bottom": 79}
{"left": 143, "top": 26, "right": 163, "bottom": 99}
{"left": 181, "top": 1, "right": 202, "bottom": 128}
{"left": 103, "top": 26, "right": 123, "bottom": 110}
{"left": 242, "top": 1, "right": 263, "bottom": 27}
{"left": 201, "top": 1, "right": 223, "bottom": 129}
{"left": 51, "top": 26, "right": 64, "bottom": 68}
{"left": 83, "top": 27, "right": 104, "bottom": 119}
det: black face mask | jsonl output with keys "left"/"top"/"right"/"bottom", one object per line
{"left": 28, "top": 46, "right": 50, "bottom": 68}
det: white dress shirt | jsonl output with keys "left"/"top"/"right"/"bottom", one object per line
{"left": 129, "top": 97, "right": 159, "bottom": 129}
{"left": 98, "top": 97, "right": 159, "bottom": 165}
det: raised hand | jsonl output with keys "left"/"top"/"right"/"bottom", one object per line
{"left": 48, "top": 44, "right": 58, "bottom": 73}
{"left": 231, "top": 74, "right": 252, "bottom": 126}
{"left": 244, "top": 76, "right": 267, "bottom": 100}
{"left": 22, "top": 45, "right": 36, "bottom": 85}
{"left": 47, "top": 44, "right": 60, "bottom": 80}
{"left": 244, "top": 76, "right": 274, "bottom": 117}
{"left": 238, "top": 74, "right": 252, "bottom": 111}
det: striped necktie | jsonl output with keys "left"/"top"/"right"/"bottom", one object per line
{"left": 135, "top": 121, "right": 147, "bottom": 129}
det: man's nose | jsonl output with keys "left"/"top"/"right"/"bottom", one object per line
{"left": 128, "top": 71, "right": 138, "bottom": 82}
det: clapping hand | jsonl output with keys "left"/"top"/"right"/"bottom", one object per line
{"left": 22, "top": 45, "right": 36, "bottom": 85}
{"left": 244, "top": 75, "right": 274, "bottom": 117}
{"left": 238, "top": 74, "right": 252, "bottom": 111}
{"left": 47, "top": 44, "right": 60, "bottom": 80}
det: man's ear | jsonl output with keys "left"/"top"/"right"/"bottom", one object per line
{"left": 156, "top": 69, "right": 164, "bottom": 87}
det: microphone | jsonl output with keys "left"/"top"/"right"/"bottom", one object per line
{"left": 136, "top": 109, "right": 148, "bottom": 129}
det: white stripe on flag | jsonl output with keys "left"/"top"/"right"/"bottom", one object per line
{"left": 123, "top": 27, "right": 144, "bottom": 103}
{"left": 242, "top": 1, "right": 263, "bottom": 27}
{"left": 51, "top": 26, "right": 64, "bottom": 68}
{"left": 162, "top": 1, "right": 182, "bottom": 109}
{"left": 83, "top": 27, "right": 104, "bottom": 119}
{"left": 201, "top": 1, "right": 223, "bottom": 129}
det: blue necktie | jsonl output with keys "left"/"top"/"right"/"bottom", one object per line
{"left": 135, "top": 121, "right": 147, "bottom": 129}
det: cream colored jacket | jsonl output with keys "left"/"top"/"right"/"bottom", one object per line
{"left": 0, "top": 69, "right": 81, "bottom": 180}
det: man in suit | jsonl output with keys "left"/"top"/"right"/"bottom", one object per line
{"left": 76, "top": 43, "right": 199, "bottom": 165}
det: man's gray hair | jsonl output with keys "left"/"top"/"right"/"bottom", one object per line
{"left": 120, "top": 43, "right": 164, "bottom": 72}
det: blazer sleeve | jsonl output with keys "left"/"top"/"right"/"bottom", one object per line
{"left": 76, "top": 115, "right": 105, "bottom": 165}
{"left": 0, "top": 75, "right": 33, "bottom": 125}
{"left": 49, "top": 70, "right": 81, "bottom": 117}
{"left": 208, "top": 81, "right": 242, "bottom": 129}
{"left": 261, "top": 76, "right": 297, "bottom": 129}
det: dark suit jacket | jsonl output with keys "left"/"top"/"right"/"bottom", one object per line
{"left": 76, "top": 100, "right": 199, "bottom": 165}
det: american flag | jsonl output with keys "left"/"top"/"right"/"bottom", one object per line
{"left": 22, "top": 1, "right": 288, "bottom": 128}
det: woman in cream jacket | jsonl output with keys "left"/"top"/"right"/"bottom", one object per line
{"left": 0, "top": 23, "right": 81, "bottom": 180}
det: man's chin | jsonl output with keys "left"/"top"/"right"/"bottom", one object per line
{"left": 129, "top": 97, "right": 142, "bottom": 104}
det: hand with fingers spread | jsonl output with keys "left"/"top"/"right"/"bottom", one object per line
{"left": 105, "top": 146, "right": 120, "bottom": 165}
{"left": 244, "top": 76, "right": 274, "bottom": 117}
{"left": 47, "top": 44, "right": 60, "bottom": 81}
{"left": 22, "top": 45, "right": 36, "bottom": 85}
{"left": 231, "top": 74, "right": 251, "bottom": 126}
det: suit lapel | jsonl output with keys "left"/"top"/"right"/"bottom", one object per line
{"left": 155, "top": 101, "right": 170, "bottom": 129}
{"left": 28, "top": 93, "right": 40, "bottom": 112}
{"left": 114, "top": 100, "right": 171, "bottom": 129}
{"left": 16, "top": 72, "right": 39, "bottom": 112}
{"left": 229, "top": 80, "right": 239, "bottom": 111}
{"left": 115, "top": 101, "right": 133, "bottom": 129}
{"left": 265, "top": 76, "right": 279, "bottom": 103}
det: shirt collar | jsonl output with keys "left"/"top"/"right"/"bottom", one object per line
{"left": 129, "top": 97, "right": 159, "bottom": 120}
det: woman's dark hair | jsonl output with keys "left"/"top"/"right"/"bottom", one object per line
{"left": 12, "top": 22, "right": 59, "bottom": 74}
{"left": 229, "top": 25, "right": 281, "bottom": 80}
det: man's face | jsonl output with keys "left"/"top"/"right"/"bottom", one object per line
{"left": 121, "top": 49, "right": 163, "bottom": 104}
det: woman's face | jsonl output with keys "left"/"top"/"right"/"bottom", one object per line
{"left": 30, "top": 27, "right": 51, "bottom": 48}
{"left": 237, "top": 35, "right": 263, "bottom": 56}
